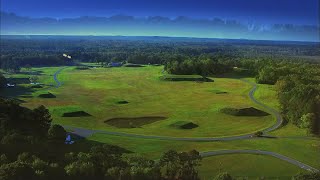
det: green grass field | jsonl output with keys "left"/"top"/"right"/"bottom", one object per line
{"left": 8, "top": 66, "right": 275, "bottom": 137}
{"left": 3, "top": 65, "right": 319, "bottom": 179}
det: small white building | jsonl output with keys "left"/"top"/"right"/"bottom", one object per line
{"left": 6, "top": 83, "right": 15, "bottom": 88}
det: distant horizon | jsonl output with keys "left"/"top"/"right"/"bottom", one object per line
{"left": 1, "top": 11, "right": 319, "bottom": 42}
{"left": 1, "top": 34, "right": 319, "bottom": 43}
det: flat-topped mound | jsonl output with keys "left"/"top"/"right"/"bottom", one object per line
{"left": 161, "top": 75, "right": 213, "bottom": 82}
{"left": 63, "top": 111, "right": 92, "bottom": 117}
{"left": 212, "top": 89, "right": 228, "bottom": 94}
{"left": 31, "top": 84, "right": 43, "bottom": 88}
{"left": 117, "top": 100, "right": 129, "bottom": 104}
{"left": 170, "top": 121, "right": 199, "bottom": 129}
{"left": 123, "top": 64, "right": 145, "bottom": 67}
{"left": 38, "top": 92, "right": 56, "bottom": 98}
{"left": 105, "top": 116, "right": 167, "bottom": 128}
{"left": 221, "top": 107, "right": 270, "bottom": 116}
{"left": 76, "top": 66, "right": 90, "bottom": 70}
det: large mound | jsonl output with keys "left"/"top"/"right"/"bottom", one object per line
{"left": 161, "top": 75, "right": 213, "bottom": 82}
{"left": 105, "top": 116, "right": 167, "bottom": 128}
{"left": 170, "top": 121, "right": 199, "bottom": 129}
{"left": 63, "top": 111, "right": 92, "bottom": 117}
{"left": 38, "top": 92, "right": 56, "bottom": 98}
{"left": 221, "top": 107, "right": 270, "bottom": 116}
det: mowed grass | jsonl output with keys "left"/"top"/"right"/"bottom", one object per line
{"left": 18, "top": 66, "right": 275, "bottom": 137}
{"left": 84, "top": 77, "right": 319, "bottom": 178}
{"left": 87, "top": 133, "right": 319, "bottom": 179}
{"left": 4, "top": 66, "right": 319, "bottom": 178}
{"left": 200, "top": 154, "right": 303, "bottom": 180}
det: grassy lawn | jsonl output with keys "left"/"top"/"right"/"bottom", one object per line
{"left": 3, "top": 65, "right": 319, "bottom": 179}
{"left": 12, "top": 66, "right": 275, "bottom": 137}
{"left": 200, "top": 154, "right": 303, "bottom": 180}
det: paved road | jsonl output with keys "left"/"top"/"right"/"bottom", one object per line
{"left": 53, "top": 67, "right": 68, "bottom": 88}
{"left": 53, "top": 67, "right": 318, "bottom": 172}
{"left": 240, "top": 79, "right": 283, "bottom": 133}
{"left": 200, "top": 150, "right": 319, "bottom": 172}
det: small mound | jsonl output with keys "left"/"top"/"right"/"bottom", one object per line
{"left": 63, "top": 111, "right": 92, "bottom": 117}
{"left": 124, "top": 64, "right": 145, "bottom": 67}
{"left": 170, "top": 121, "right": 199, "bottom": 129}
{"left": 105, "top": 116, "right": 167, "bottom": 128}
{"left": 76, "top": 66, "right": 90, "bottom": 70}
{"left": 38, "top": 92, "right": 56, "bottom": 98}
{"left": 216, "top": 92, "right": 228, "bottom": 94}
{"left": 161, "top": 75, "right": 214, "bottom": 82}
{"left": 31, "top": 85, "right": 43, "bottom": 88}
{"left": 221, "top": 107, "right": 270, "bottom": 116}
{"left": 117, "top": 100, "right": 129, "bottom": 104}
{"left": 212, "top": 90, "right": 228, "bottom": 94}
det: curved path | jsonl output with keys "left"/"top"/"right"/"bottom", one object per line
{"left": 53, "top": 67, "right": 318, "bottom": 172}
{"left": 60, "top": 73, "right": 282, "bottom": 141}
{"left": 53, "top": 67, "right": 69, "bottom": 88}
{"left": 200, "top": 150, "right": 318, "bottom": 172}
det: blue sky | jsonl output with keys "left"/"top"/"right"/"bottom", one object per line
{"left": 1, "top": 0, "right": 319, "bottom": 25}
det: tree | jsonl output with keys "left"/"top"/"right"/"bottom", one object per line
{"left": 29, "top": 75, "right": 39, "bottom": 84}
{"left": 178, "top": 150, "right": 202, "bottom": 180}
{"left": 0, "top": 73, "right": 6, "bottom": 88}
{"left": 300, "top": 113, "right": 316, "bottom": 135}
{"left": 32, "top": 105, "right": 52, "bottom": 136}
{"left": 213, "top": 172, "right": 234, "bottom": 180}
{"left": 48, "top": 125, "right": 67, "bottom": 142}
{"left": 254, "top": 131, "right": 263, "bottom": 137}
{"left": 0, "top": 161, "right": 36, "bottom": 180}
{"left": 160, "top": 150, "right": 180, "bottom": 179}
{"left": 292, "top": 172, "right": 320, "bottom": 180}
{"left": 0, "top": 154, "right": 8, "bottom": 164}
{"left": 25, "top": 64, "right": 32, "bottom": 72}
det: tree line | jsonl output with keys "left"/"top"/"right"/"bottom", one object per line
{"left": 164, "top": 54, "right": 234, "bottom": 76}
{"left": 1, "top": 37, "right": 319, "bottom": 72}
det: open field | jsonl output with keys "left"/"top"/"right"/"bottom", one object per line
{"left": 2, "top": 65, "right": 319, "bottom": 179}
{"left": 4, "top": 66, "right": 275, "bottom": 138}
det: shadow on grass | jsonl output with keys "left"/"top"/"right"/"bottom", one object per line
{"left": 105, "top": 116, "right": 168, "bottom": 128}
{"left": 0, "top": 85, "right": 35, "bottom": 99}
{"left": 16, "top": 70, "right": 44, "bottom": 76}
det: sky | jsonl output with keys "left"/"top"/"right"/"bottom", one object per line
{"left": 1, "top": 0, "right": 319, "bottom": 25}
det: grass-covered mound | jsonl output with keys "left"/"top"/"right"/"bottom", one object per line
{"left": 212, "top": 89, "right": 228, "bottom": 94}
{"left": 161, "top": 75, "right": 213, "bottom": 82}
{"left": 123, "top": 64, "right": 145, "bottom": 67}
{"left": 221, "top": 107, "right": 270, "bottom": 116}
{"left": 117, "top": 100, "right": 129, "bottom": 104}
{"left": 31, "top": 84, "right": 43, "bottom": 88}
{"left": 62, "top": 111, "right": 92, "bottom": 117}
{"left": 38, "top": 92, "right": 56, "bottom": 98}
{"left": 76, "top": 66, "right": 90, "bottom": 70}
{"left": 170, "top": 121, "right": 199, "bottom": 129}
{"left": 105, "top": 116, "right": 167, "bottom": 128}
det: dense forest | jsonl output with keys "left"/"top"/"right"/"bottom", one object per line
{"left": 1, "top": 36, "right": 319, "bottom": 70}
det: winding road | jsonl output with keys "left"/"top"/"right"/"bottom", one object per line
{"left": 53, "top": 67, "right": 319, "bottom": 173}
